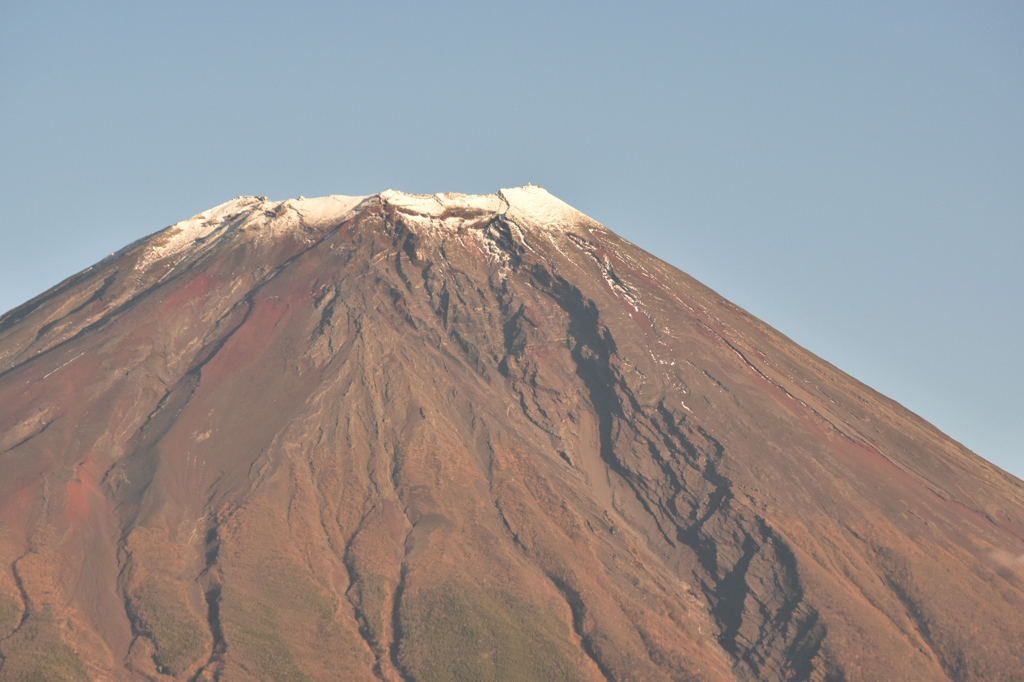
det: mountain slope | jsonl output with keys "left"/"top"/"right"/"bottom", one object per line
{"left": 1, "top": 187, "right": 1022, "bottom": 681}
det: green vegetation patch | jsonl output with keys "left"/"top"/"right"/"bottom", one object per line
{"left": 0, "top": 607, "right": 90, "bottom": 682}
{"left": 398, "top": 583, "right": 587, "bottom": 682}
{"left": 242, "top": 557, "right": 336, "bottom": 622}
{"left": 219, "top": 558, "right": 337, "bottom": 681}
{"left": 221, "top": 599, "right": 309, "bottom": 682}
{"left": 0, "top": 589, "right": 22, "bottom": 635}
{"left": 129, "top": 583, "right": 205, "bottom": 677}
{"left": 218, "top": 556, "right": 377, "bottom": 679}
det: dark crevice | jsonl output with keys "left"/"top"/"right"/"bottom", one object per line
{"left": 528, "top": 264, "right": 835, "bottom": 681}
{"left": 0, "top": 261, "right": 199, "bottom": 381}
{"left": 0, "top": 290, "right": 152, "bottom": 382}
{"left": 106, "top": 221, "right": 350, "bottom": 529}
{"left": 388, "top": 288, "right": 418, "bottom": 330}
{"left": 547, "top": 575, "right": 615, "bottom": 682}
{"left": 0, "top": 417, "right": 56, "bottom": 457}
{"left": 1, "top": 215, "right": 346, "bottom": 383}
{"left": 702, "top": 369, "right": 730, "bottom": 393}
{"left": 437, "top": 286, "right": 450, "bottom": 328}
{"left": 312, "top": 285, "right": 340, "bottom": 342}
{"left": 533, "top": 267, "right": 676, "bottom": 546}
{"left": 120, "top": 594, "right": 149, "bottom": 672}
{"left": 489, "top": 478, "right": 615, "bottom": 679}
{"left": 0, "top": 225, "right": 153, "bottom": 336}
{"left": 502, "top": 303, "right": 529, "bottom": 356}
{"left": 884, "top": 577, "right": 960, "bottom": 681}
{"left": 394, "top": 252, "right": 415, "bottom": 294}
{"left": 447, "top": 328, "right": 489, "bottom": 379}
{"left": 785, "top": 611, "right": 833, "bottom": 681}
{"left": 0, "top": 555, "right": 32, "bottom": 675}
{"left": 711, "top": 533, "right": 759, "bottom": 654}
{"left": 189, "top": 524, "right": 226, "bottom": 682}
{"left": 668, "top": 416, "right": 823, "bottom": 675}
{"left": 388, "top": 566, "right": 415, "bottom": 682}
{"left": 341, "top": 511, "right": 391, "bottom": 681}
{"left": 384, "top": 215, "right": 418, "bottom": 294}
{"left": 201, "top": 587, "right": 225, "bottom": 672}
{"left": 484, "top": 217, "right": 524, "bottom": 268}
{"left": 531, "top": 269, "right": 620, "bottom": 469}
{"left": 400, "top": 230, "right": 420, "bottom": 265}
{"left": 33, "top": 274, "right": 118, "bottom": 342}
{"left": 0, "top": 554, "right": 32, "bottom": 645}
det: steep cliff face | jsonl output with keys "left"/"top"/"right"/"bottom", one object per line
{"left": 1, "top": 187, "right": 1022, "bottom": 681}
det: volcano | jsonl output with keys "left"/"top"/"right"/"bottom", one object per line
{"left": 0, "top": 187, "right": 1022, "bottom": 681}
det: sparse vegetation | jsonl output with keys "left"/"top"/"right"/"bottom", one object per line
{"left": 398, "top": 583, "right": 586, "bottom": 682}
{"left": 0, "top": 590, "right": 21, "bottom": 635}
{"left": 223, "top": 600, "right": 309, "bottom": 682}
{"left": 350, "top": 573, "right": 389, "bottom": 645}
{"left": 243, "top": 557, "right": 336, "bottom": 621}
{"left": 218, "top": 558, "right": 349, "bottom": 681}
{"left": 0, "top": 607, "right": 90, "bottom": 681}
{"left": 129, "top": 583, "right": 205, "bottom": 677}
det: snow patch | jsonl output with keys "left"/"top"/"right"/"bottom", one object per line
{"left": 378, "top": 185, "right": 599, "bottom": 237}
{"left": 288, "top": 194, "right": 370, "bottom": 229}
{"left": 140, "top": 196, "right": 266, "bottom": 267}
{"left": 263, "top": 194, "right": 370, "bottom": 236}
{"left": 500, "top": 185, "right": 598, "bottom": 233}
{"left": 380, "top": 190, "right": 505, "bottom": 218}
{"left": 139, "top": 194, "right": 369, "bottom": 268}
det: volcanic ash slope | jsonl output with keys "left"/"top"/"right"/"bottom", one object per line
{"left": 1, "top": 187, "right": 1023, "bottom": 681}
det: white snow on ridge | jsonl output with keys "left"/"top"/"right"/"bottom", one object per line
{"left": 139, "top": 194, "right": 370, "bottom": 268}
{"left": 279, "top": 194, "right": 371, "bottom": 230}
{"left": 379, "top": 190, "right": 505, "bottom": 218}
{"left": 140, "top": 196, "right": 265, "bottom": 267}
{"left": 378, "top": 185, "right": 600, "bottom": 234}
{"left": 499, "top": 185, "right": 597, "bottom": 232}
{"left": 138, "top": 186, "right": 595, "bottom": 268}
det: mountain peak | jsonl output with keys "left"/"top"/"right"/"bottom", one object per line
{"left": 1, "top": 187, "right": 1022, "bottom": 681}
{"left": 376, "top": 184, "right": 594, "bottom": 233}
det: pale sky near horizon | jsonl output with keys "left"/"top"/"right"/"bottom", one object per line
{"left": 1, "top": 2, "right": 1022, "bottom": 477}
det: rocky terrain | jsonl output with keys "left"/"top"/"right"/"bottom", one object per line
{"left": 0, "top": 186, "right": 1023, "bottom": 681}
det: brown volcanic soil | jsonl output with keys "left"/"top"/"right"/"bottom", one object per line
{"left": 0, "top": 187, "right": 1023, "bottom": 681}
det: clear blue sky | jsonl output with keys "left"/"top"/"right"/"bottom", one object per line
{"left": 2, "top": 1, "right": 1021, "bottom": 477}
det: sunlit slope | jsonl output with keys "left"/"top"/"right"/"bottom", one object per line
{"left": 1, "top": 188, "right": 1022, "bottom": 681}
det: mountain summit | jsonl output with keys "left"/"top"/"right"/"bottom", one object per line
{"left": 1, "top": 187, "right": 1022, "bottom": 681}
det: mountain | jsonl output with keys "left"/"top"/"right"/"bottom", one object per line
{"left": 0, "top": 187, "right": 1022, "bottom": 681}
